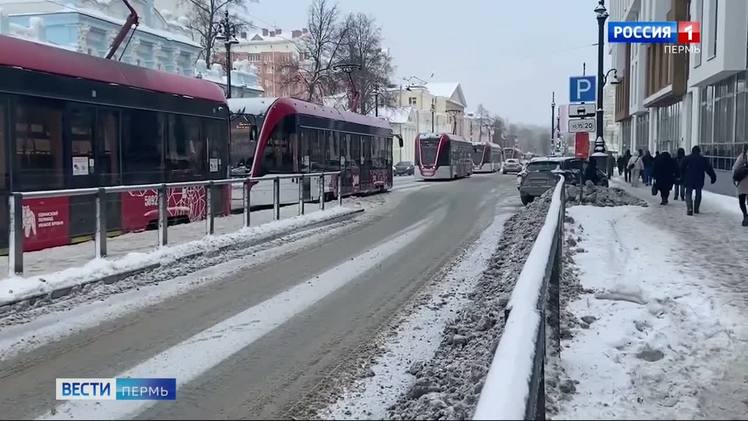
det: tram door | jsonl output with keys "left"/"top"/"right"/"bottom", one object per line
{"left": 0, "top": 99, "right": 7, "bottom": 250}
{"left": 66, "top": 106, "right": 97, "bottom": 241}
{"left": 359, "top": 136, "right": 371, "bottom": 192}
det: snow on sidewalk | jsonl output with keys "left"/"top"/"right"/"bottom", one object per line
{"left": 0, "top": 205, "right": 362, "bottom": 307}
{"left": 558, "top": 202, "right": 748, "bottom": 419}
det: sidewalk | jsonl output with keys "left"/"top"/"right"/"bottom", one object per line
{"left": 556, "top": 177, "right": 748, "bottom": 419}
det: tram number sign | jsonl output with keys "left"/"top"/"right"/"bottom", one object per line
{"left": 568, "top": 119, "right": 596, "bottom": 133}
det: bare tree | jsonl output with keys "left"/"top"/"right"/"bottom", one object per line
{"left": 294, "top": 0, "right": 348, "bottom": 103}
{"left": 181, "top": 0, "right": 250, "bottom": 67}
{"left": 331, "top": 13, "right": 392, "bottom": 114}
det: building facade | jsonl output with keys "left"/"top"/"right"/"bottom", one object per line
{"left": 224, "top": 28, "right": 308, "bottom": 98}
{"left": 0, "top": 0, "right": 200, "bottom": 76}
{"left": 395, "top": 82, "right": 468, "bottom": 137}
{"left": 611, "top": 0, "right": 748, "bottom": 194}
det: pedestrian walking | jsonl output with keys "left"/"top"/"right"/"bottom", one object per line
{"left": 682, "top": 145, "right": 717, "bottom": 216}
{"left": 732, "top": 144, "right": 748, "bottom": 226}
{"left": 622, "top": 149, "right": 632, "bottom": 182}
{"left": 628, "top": 150, "right": 643, "bottom": 187}
{"left": 673, "top": 148, "right": 687, "bottom": 201}
{"left": 653, "top": 151, "right": 678, "bottom": 205}
{"left": 642, "top": 150, "right": 655, "bottom": 186}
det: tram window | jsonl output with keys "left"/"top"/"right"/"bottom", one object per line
{"left": 437, "top": 141, "right": 450, "bottom": 166}
{"left": 167, "top": 115, "right": 205, "bottom": 181}
{"left": 362, "top": 136, "right": 372, "bottom": 166}
{"left": 0, "top": 100, "right": 6, "bottom": 190}
{"left": 230, "top": 116, "right": 256, "bottom": 168}
{"left": 350, "top": 134, "right": 361, "bottom": 166}
{"left": 96, "top": 110, "right": 120, "bottom": 185}
{"left": 15, "top": 99, "right": 64, "bottom": 190}
{"left": 309, "top": 129, "right": 325, "bottom": 171}
{"left": 122, "top": 110, "right": 164, "bottom": 184}
{"left": 262, "top": 122, "right": 294, "bottom": 174}
{"left": 205, "top": 119, "right": 228, "bottom": 177}
{"left": 327, "top": 131, "right": 339, "bottom": 170}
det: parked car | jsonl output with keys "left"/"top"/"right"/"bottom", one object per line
{"left": 394, "top": 161, "right": 415, "bottom": 176}
{"left": 517, "top": 157, "right": 608, "bottom": 205}
{"left": 502, "top": 159, "right": 523, "bottom": 174}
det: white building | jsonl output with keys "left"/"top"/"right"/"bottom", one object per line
{"left": 610, "top": 0, "right": 747, "bottom": 194}
{"left": 0, "top": 0, "right": 201, "bottom": 76}
{"left": 194, "top": 58, "right": 263, "bottom": 98}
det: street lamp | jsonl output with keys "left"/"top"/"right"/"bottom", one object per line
{"left": 215, "top": 9, "right": 239, "bottom": 98}
{"left": 591, "top": 0, "right": 609, "bottom": 158}
{"left": 550, "top": 91, "right": 556, "bottom": 150}
{"left": 334, "top": 63, "right": 362, "bottom": 113}
{"left": 446, "top": 109, "right": 461, "bottom": 135}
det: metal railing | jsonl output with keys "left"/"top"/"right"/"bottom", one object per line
{"left": 7, "top": 171, "right": 342, "bottom": 276}
{"left": 473, "top": 176, "right": 565, "bottom": 421}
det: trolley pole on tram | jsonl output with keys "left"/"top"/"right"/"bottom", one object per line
{"left": 216, "top": 9, "right": 239, "bottom": 98}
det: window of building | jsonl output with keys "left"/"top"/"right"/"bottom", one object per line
{"left": 700, "top": 86, "right": 713, "bottom": 145}
{"left": 96, "top": 110, "right": 120, "bottom": 185}
{"left": 635, "top": 113, "right": 650, "bottom": 152}
{"left": 122, "top": 110, "right": 164, "bottom": 184}
{"left": 708, "top": 0, "right": 718, "bottom": 59}
{"left": 408, "top": 97, "right": 417, "bottom": 106}
{"left": 694, "top": 0, "right": 704, "bottom": 66}
{"left": 656, "top": 102, "right": 680, "bottom": 153}
{"left": 713, "top": 75, "right": 735, "bottom": 144}
{"left": 737, "top": 72, "right": 748, "bottom": 142}
{"left": 621, "top": 118, "right": 632, "bottom": 153}
{"left": 14, "top": 98, "right": 64, "bottom": 190}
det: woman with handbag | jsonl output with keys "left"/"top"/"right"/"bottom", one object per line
{"left": 733, "top": 144, "right": 748, "bottom": 226}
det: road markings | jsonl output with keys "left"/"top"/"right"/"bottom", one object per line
{"left": 40, "top": 216, "right": 434, "bottom": 420}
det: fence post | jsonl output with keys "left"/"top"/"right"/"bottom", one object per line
{"left": 319, "top": 174, "right": 325, "bottom": 210}
{"left": 298, "top": 174, "right": 305, "bottom": 216}
{"left": 337, "top": 173, "right": 343, "bottom": 206}
{"left": 95, "top": 187, "right": 107, "bottom": 259}
{"left": 158, "top": 184, "right": 168, "bottom": 247}
{"left": 273, "top": 177, "right": 280, "bottom": 220}
{"left": 243, "top": 180, "right": 250, "bottom": 228}
{"left": 8, "top": 193, "right": 23, "bottom": 276}
{"left": 206, "top": 181, "right": 215, "bottom": 235}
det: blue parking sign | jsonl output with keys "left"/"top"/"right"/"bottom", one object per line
{"left": 569, "top": 76, "right": 596, "bottom": 103}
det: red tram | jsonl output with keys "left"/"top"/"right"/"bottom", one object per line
{"left": 229, "top": 97, "right": 393, "bottom": 205}
{"left": 472, "top": 142, "right": 504, "bottom": 173}
{"left": 0, "top": 35, "right": 230, "bottom": 252}
{"left": 414, "top": 133, "right": 473, "bottom": 180}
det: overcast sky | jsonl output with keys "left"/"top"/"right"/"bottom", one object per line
{"left": 245, "top": 0, "right": 612, "bottom": 126}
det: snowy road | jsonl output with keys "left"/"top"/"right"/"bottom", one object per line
{"left": 0, "top": 173, "right": 519, "bottom": 419}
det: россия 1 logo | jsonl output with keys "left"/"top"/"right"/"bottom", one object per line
{"left": 608, "top": 21, "right": 701, "bottom": 44}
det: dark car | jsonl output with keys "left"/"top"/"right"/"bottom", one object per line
{"left": 517, "top": 157, "right": 608, "bottom": 205}
{"left": 394, "top": 161, "right": 415, "bottom": 176}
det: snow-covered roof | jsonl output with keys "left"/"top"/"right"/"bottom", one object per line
{"left": 375, "top": 106, "right": 414, "bottom": 124}
{"left": 228, "top": 97, "right": 279, "bottom": 115}
{"left": 424, "top": 82, "right": 467, "bottom": 108}
{"left": 8, "top": 2, "right": 199, "bottom": 47}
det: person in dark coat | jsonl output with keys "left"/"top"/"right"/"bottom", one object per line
{"left": 653, "top": 151, "right": 678, "bottom": 205}
{"left": 642, "top": 150, "right": 655, "bottom": 186}
{"left": 585, "top": 159, "right": 600, "bottom": 185}
{"left": 673, "top": 148, "right": 686, "bottom": 201}
{"left": 620, "top": 149, "right": 631, "bottom": 181}
{"left": 682, "top": 145, "right": 717, "bottom": 215}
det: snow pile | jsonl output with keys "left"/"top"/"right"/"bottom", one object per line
{"left": 0, "top": 208, "right": 358, "bottom": 308}
{"left": 313, "top": 201, "right": 513, "bottom": 420}
{"left": 386, "top": 189, "right": 555, "bottom": 420}
{"left": 566, "top": 181, "right": 647, "bottom": 207}
{"left": 556, "top": 206, "right": 747, "bottom": 419}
